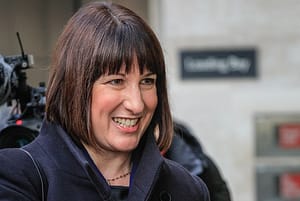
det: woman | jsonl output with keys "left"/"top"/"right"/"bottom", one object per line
{"left": 0, "top": 2, "right": 210, "bottom": 201}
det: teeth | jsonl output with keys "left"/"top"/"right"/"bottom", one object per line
{"left": 113, "top": 118, "right": 139, "bottom": 127}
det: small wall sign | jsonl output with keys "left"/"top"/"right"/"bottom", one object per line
{"left": 278, "top": 124, "right": 300, "bottom": 149}
{"left": 180, "top": 48, "right": 257, "bottom": 79}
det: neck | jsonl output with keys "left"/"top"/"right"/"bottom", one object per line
{"left": 83, "top": 143, "right": 132, "bottom": 186}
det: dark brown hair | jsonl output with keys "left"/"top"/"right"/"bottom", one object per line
{"left": 46, "top": 1, "right": 173, "bottom": 151}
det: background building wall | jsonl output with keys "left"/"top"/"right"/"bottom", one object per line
{"left": 156, "top": 0, "right": 300, "bottom": 201}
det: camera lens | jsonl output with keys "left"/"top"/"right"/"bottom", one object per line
{"left": 0, "top": 125, "right": 38, "bottom": 148}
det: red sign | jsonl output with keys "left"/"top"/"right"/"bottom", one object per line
{"left": 278, "top": 124, "right": 300, "bottom": 149}
{"left": 280, "top": 173, "right": 300, "bottom": 199}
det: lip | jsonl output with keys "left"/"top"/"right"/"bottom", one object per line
{"left": 116, "top": 123, "right": 139, "bottom": 133}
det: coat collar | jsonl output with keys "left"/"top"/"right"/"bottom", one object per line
{"left": 129, "top": 130, "right": 164, "bottom": 200}
{"left": 37, "top": 121, "right": 164, "bottom": 201}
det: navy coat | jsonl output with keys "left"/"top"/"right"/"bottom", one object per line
{"left": 0, "top": 121, "right": 210, "bottom": 201}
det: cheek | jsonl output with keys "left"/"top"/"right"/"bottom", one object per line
{"left": 144, "top": 90, "right": 158, "bottom": 111}
{"left": 91, "top": 87, "right": 117, "bottom": 118}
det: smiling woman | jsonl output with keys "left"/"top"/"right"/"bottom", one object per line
{"left": 0, "top": 2, "right": 210, "bottom": 201}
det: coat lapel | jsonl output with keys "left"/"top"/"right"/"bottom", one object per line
{"left": 129, "top": 132, "right": 164, "bottom": 201}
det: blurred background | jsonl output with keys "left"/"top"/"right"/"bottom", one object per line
{"left": 1, "top": 0, "right": 300, "bottom": 201}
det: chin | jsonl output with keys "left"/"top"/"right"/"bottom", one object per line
{"left": 113, "top": 140, "right": 140, "bottom": 152}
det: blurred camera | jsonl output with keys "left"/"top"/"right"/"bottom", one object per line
{"left": 0, "top": 33, "right": 45, "bottom": 148}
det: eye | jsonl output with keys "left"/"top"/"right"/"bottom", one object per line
{"left": 141, "top": 78, "right": 155, "bottom": 85}
{"left": 106, "top": 79, "right": 126, "bottom": 89}
{"left": 108, "top": 79, "right": 124, "bottom": 86}
{"left": 140, "top": 76, "right": 156, "bottom": 89}
{"left": 95, "top": 74, "right": 126, "bottom": 89}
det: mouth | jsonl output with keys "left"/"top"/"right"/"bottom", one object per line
{"left": 112, "top": 117, "right": 140, "bottom": 128}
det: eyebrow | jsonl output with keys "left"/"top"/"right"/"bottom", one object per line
{"left": 112, "top": 71, "right": 156, "bottom": 77}
{"left": 143, "top": 72, "right": 157, "bottom": 77}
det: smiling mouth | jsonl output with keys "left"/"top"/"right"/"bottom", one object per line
{"left": 112, "top": 117, "right": 140, "bottom": 128}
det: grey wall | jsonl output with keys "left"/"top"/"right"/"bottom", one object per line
{"left": 158, "top": 0, "right": 300, "bottom": 201}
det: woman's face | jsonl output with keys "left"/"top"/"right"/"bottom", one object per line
{"left": 91, "top": 56, "right": 158, "bottom": 153}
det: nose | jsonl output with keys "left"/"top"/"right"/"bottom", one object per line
{"left": 123, "top": 85, "right": 144, "bottom": 114}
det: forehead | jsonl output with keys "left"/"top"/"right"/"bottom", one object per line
{"left": 102, "top": 53, "right": 155, "bottom": 76}
{"left": 111, "top": 55, "right": 154, "bottom": 74}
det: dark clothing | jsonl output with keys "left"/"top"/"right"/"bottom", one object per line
{"left": 111, "top": 186, "right": 129, "bottom": 201}
{"left": 165, "top": 122, "right": 231, "bottom": 201}
{"left": 0, "top": 121, "right": 210, "bottom": 201}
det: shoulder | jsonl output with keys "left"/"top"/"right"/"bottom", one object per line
{"left": 162, "top": 158, "right": 207, "bottom": 187}
{"left": 0, "top": 148, "right": 32, "bottom": 174}
{"left": 0, "top": 148, "right": 41, "bottom": 200}
{"left": 152, "top": 158, "right": 210, "bottom": 201}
